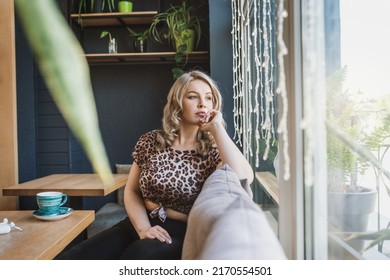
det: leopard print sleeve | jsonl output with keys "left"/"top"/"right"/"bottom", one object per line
{"left": 132, "top": 130, "right": 157, "bottom": 167}
{"left": 210, "top": 146, "right": 222, "bottom": 170}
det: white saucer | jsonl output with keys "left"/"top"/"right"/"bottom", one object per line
{"left": 32, "top": 207, "right": 73, "bottom": 221}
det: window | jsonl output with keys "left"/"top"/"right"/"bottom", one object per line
{"left": 324, "top": 0, "right": 390, "bottom": 260}
{"left": 292, "top": 0, "right": 390, "bottom": 260}
{"left": 236, "top": 0, "right": 390, "bottom": 259}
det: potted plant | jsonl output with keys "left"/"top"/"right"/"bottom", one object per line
{"left": 126, "top": 27, "right": 149, "bottom": 53}
{"left": 149, "top": 0, "right": 203, "bottom": 53}
{"left": 327, "top": 67, "right": 362, "bottom": 194}
{"left": 327, "top": 116, "right": 390, "bottom": 254}
{"left": 149, "top": 0, "right": 205, "bottom": 79}
{"left": 326, "top": 67, "right": 390, "bottom": 247}
{"left": 118, "top": 0, "right": 133, "bottom": 13}
{"left": 100, "top": 30, "right": 117, "bottom": 53}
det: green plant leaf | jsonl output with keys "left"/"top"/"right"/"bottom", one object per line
{"left": 100, "top": 30, "right": 109, "bottom": 38}
{"left": 175, "top": 52, "right": 184, "bottom": 64}
{"left": 100, "top": 30, "right": 112, "bottom": 42}
{"left": 326, "top": 66, "right": 390, "bottom": 191}
{"left": 127, "top": 27, "right": 149, "bottom": 41}
{"left": 345, "top": 229, "right": 390, "bottom": 253}
{"left": 172, "top": 67, "right": 184, "bottom": 80}
{"left": 176, "top": 44, "right": 187, "bottom": 53}
{"left": 326, "top": 120, "right": 390, "bottom": 191}
{"left": 15, "top": 0, "right": 114, "bottom": 185}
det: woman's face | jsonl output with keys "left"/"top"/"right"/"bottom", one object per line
{"left": 181, "top": 80, "right": 214, "bottom": 126}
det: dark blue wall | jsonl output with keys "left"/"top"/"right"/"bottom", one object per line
{"left": 15, "top": 17, "right": 36, "bottom": 184}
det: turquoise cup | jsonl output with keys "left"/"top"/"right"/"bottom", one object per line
{"left": 36, "top": 191, "right": 68, "bottom": 215}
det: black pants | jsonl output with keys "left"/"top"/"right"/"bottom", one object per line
{"left": 55, "top": 216, "right": 187, "bottom": 260}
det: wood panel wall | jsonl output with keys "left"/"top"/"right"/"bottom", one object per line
{"left": 0, "top": 0, "right": 18, "bottom": 210}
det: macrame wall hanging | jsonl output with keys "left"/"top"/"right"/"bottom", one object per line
{"left": 231, "top": 0, "right": 290, "bottom": 180}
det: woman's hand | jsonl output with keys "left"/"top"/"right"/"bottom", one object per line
{"left": 139, "top": 225, "right": 172, "bottom": 244}
{"left": 198, "top": 109, "right": 223, "bottom": 131}
{"left": 198, "top": 110, "right": 255, "bottom": 184}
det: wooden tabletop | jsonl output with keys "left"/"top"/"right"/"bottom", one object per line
{"left": 255, "top": 171, "right": 279, "bottom": 205}
{"left": 2, "top": 174, "right": 128, "bottom": 197}
{"left": 0, "top": 210, "right": 95, "bottom": 260}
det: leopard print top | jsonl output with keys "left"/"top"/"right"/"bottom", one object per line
{"left": 132, "top": 130, "right": 221, "bottom": 215}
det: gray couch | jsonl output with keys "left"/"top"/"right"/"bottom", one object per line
{"left": 182, "top": 164, "right": 287, "bottom": 259}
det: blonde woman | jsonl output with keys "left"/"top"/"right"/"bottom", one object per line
{"left": 56, "top": 70, "right": 253, "bottom": 260}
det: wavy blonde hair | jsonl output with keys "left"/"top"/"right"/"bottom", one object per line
{"left": 156, "top": 70, "right": 223, "bottom": 155}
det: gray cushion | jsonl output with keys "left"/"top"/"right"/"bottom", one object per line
{"left": 87, "top": 202, "right": 127, "bottom": 238}
{"left": 115, "top": 164, "right": 131, "bottom": 205}
{"left": 182, "top": 164, "right": 286, "bottom": 259}
{"left": 87, "top": 164, "right": 131, "bottom": 237}
{"left": 115, "top": 163, "right": 131, "bottom": 174}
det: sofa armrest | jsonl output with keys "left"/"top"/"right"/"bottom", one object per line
{"left": 182, "top": 164, "right": 287, "bottom": 260}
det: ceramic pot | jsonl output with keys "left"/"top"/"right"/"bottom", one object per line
{"left": 118, "top": 1, "right": 133, "bottom": 13}
{"left": 328, "top": 189, "right": 377, "bottom": 250}
{"left": 174, "top": 29, "right": 195, "bottom": 53}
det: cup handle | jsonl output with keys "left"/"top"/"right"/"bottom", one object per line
{"left": 59, "top": 194, "right": 68, "bottom": 206}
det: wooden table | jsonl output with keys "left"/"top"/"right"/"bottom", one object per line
{"left": 0, "top": 210, "right": 94, "bottom": 260}
{"left": 255, "top": 171, "right": 279, "bottom": 205}
{"left": 2, "top": 174, "right": 128, "bottom": 197}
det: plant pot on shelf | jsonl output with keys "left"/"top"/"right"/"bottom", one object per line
{"left": 108, "top": 38, "right": 117, "bottom": 54}
{"left": 133, "top": 40, "right": 147, "bottom": 53}
{"left": 126, "top": 27, "right": 149, "bottom": 53}
{"left": 100, "top": 31, "right": 117, "bottom": 54}
{"left": 118, "top": 1, "right": 133, "bottom": 13}
{"left": 174, "top": 29, "right": 195, "bottom": 53}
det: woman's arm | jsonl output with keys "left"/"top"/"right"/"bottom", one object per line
{"left": 124, "top": 163, "right": 172, "bottom": 244}
{"left": 200, "top": 110, "right": 254, "bottom": 183}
